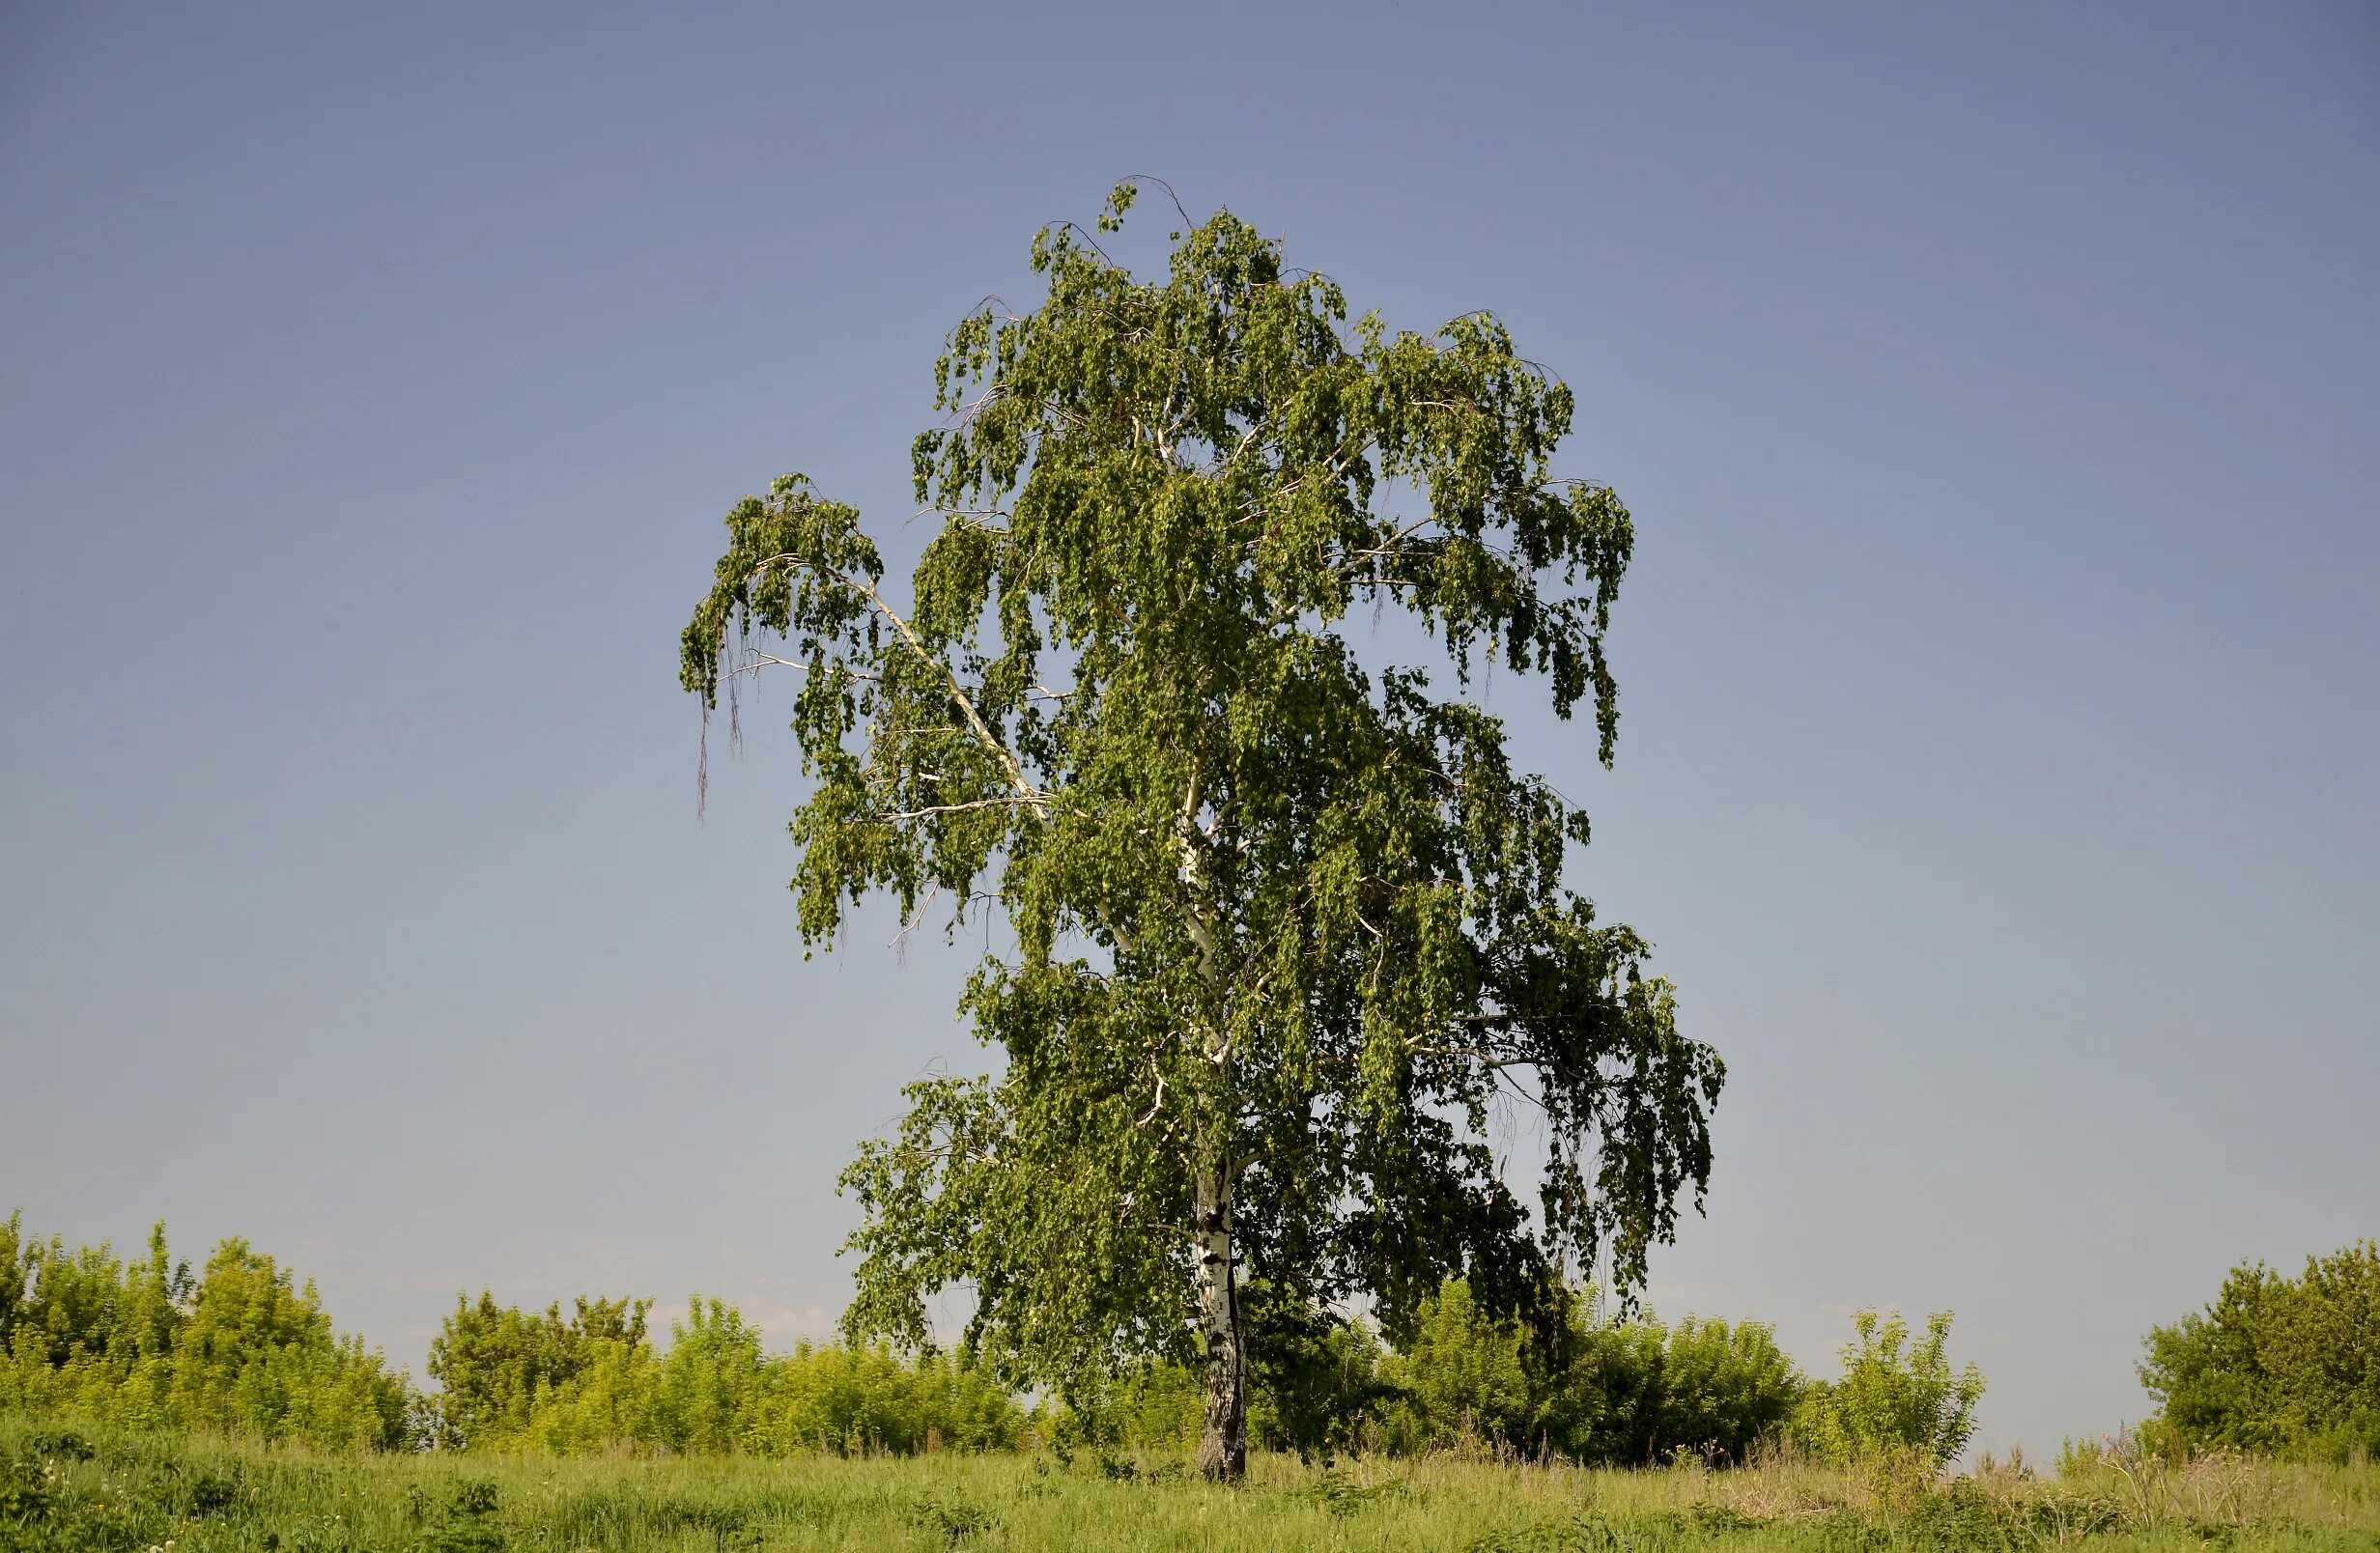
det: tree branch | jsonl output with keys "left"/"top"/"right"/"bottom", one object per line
{"left": 780, "top": 557, "right": 1047, "bottom": 807}
{"left": 875, "top": 796, "right": 1053, "bottom": 822}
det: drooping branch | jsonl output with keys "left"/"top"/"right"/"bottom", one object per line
{"left": 809, "top": 560, "right": 1049, "bottom": 809}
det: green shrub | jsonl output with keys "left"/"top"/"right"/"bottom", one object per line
{"left": 2141, "top": 1238, "right": 2380, "bottom": 1461}
{"left": 7, "top": 1209, "right": 1835, "bottom": 1470}
{"left": 1246, "top": 1297, "right": 1396, "bottom": 1461}
{"left": 425, "top": 1288, "right": 1032, "bottom": 1456}
{"left": 1052, "top": 1357, "right": 1203, "bottom": 1454}
{"left": 1049, "top": 1289, "right": 1397, "bottom": 1461}
{"left": 1374, "top": 1280, "right": 1804, "bottom": 1465}
{"left": 1791, "top": 1309, "right": 1983, "bottom": 1469}
{"left": 0, "top": 1214, "right": 413, "bottom": 1450}
{"left": 783, "top": 1339, "right": 1030, "bottom": 1454}
{"left": 1379, "top": 1280, "right": 1546, "bottom": 1453}
{"left": 1626, "top": 1313, "right": 1801, "bottom": 1464}
{"left": 424, "top": 1290, "right": 652, "bottom": 1449}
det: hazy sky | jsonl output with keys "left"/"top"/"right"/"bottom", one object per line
{"left": 3, "top": 3, "right": 2373, "bottom": 1456}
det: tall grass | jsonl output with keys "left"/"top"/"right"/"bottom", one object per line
{"left": 7, "top": 1417, "right": 2377, "bottom": 1552}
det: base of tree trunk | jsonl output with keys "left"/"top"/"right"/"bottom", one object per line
{"left": 1196, "top": 1427, "right": 1247, "bottom": 1482}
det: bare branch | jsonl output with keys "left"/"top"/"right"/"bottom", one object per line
{"left": 781, "top": 557, "right": 1045, "bottom": 807}
{"left": 1137, "top": 1059, "right": 1167, "bottom": 1127}
{"left": 875, "top": 796, "right": 1052, "bottom": 822}
{"left": 889, "top": 884, "right": 941, "bottom": 952}
{"left": 720, "top": 651, "right": 880, "bottom": 686}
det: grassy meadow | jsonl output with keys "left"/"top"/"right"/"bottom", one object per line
{"left": 9, "top": 1222, "right": 2378, "bottom": 1548}
{"left": 8, "top": 1419, "right": 2380, "bottom": 1553}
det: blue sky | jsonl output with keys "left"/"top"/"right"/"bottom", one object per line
{"left": 2, "top": 3, "right": 2373, "bottom": 1454}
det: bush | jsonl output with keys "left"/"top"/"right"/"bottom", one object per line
{"left": 1635, "top": 1313, "right": 1803, "bottom": 1463}
{"left": 0, "top": 1214, "right": 413, "bottom": 1450}
{"left": 1053, "top": 1358, "right": 1204, "bottom": 1454}
{"left": 425, "top": 1290, "right": 652, "bottom": 1449}
{"left": 1374, "top": 1280, "right": 1804, "bottom": 1465}
{"left": 1246, "top": 1297, "right": 1397, "bottom": 1461}
{"left": 6, "top": 1209, "right": 1838, "bottom": 1470}
{"left": 426, "top": 1289, "right": 1032, "bottom": 1456}
{"left": 1051, "top": 1286, "right": 1398, "bottom": 1462}
{"left": 1379, "top": 1280, "right": 1547, "bottom": 1453}
{"left": 1791, "top": 1309, "right": 1983, "bottom": 1470}
{"left": 2141, "top": 1239, "right": 2380, "bottom": 1461}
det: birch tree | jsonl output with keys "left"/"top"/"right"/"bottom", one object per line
{"left": 680, "top": 183, "right": 1723, "bottom": 1481}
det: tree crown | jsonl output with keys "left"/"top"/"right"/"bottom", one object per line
{"left": 683, "top": 183, "right": 1721, "bottom": 1398}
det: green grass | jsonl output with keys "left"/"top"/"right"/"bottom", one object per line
{"left": 6, "top": 1419, "right": 2377, "bottom": 1551}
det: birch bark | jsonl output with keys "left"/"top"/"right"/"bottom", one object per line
{"left": 1192, "top": 1165, "right": 1247, "bottom": 1482}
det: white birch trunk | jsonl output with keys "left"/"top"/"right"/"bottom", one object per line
{"left": 1193, "top": 1167, "right": 1247, "bottom": 1481}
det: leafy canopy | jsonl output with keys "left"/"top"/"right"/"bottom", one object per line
{"left": 2141, "top": 1239, "right": 2380, "bottom": 1461}
{"left": 682, "top": 182, "right": 1723, "bottom": 1401}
